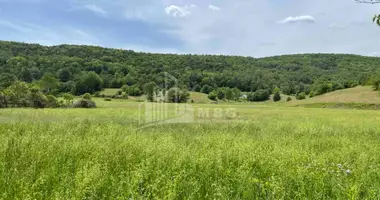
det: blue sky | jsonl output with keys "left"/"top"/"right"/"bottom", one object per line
{"left": 0, "top": 0, "right": 380, "bottom": 57}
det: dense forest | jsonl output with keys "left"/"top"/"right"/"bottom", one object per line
{"left": 1, "top": 40, "right": 380, "bottom": 102}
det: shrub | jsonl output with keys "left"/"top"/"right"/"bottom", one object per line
{"left": 104, "top": 98, "right": 112, "bottom": 101}
{"left": 122, "top": 93, "right": 129, "bottom": 99}
{"left": 121, "top": 85, "right": 128, "bottom": 92}
{"left": 296, "top": 92, "right": 306, "bottom": 100}
{"left": 286, "top": 97, "right": 292, "bottom": 102}
{"left": 46, "top": 95, "right": 59, "bottom": 108}
{"left": 247, "top": 90, "right": 270, "bottom": 102}
{"left": 72, "top": 99, "right": 96, "bottom": 108}
{"left": 166, "top": 88, "right": 190, "bottom": 103}
{"left": 273, "top": 87, "right": 281, "bottom": 102}
{"left": 116, "top": 90, "right": 123, "bottom": 95}
{"left": 208, "top": 91, "right": 217, "bottom": 101}
{"left": 201, "top": 85, "right": 213, "bottom": 94}
{"left": 94, "top": 92, "right": 101, "bottom": 97}
{"left": 82, "top": 93, "right": 92, "bottom": 100}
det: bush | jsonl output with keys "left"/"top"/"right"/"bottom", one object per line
{"left": 82, "top": 93, "right": 92, "bottom": 100}
{"left": 201, "top": 85, "right": 213, "bottom": 94}
{"left": 94, "top": 92, "right": 101, "bottom": 97}
{"left": 72, "top": 99, "right": 96, "bottom": 108}
{"left": 273, "top": 87, "right": 281, "bottom": 102}
{"left": 116, "top": 90, "right": 123, "bottom": 95}
{"left": 286, "top": 97, "right": 292, "bottom": 102}
{"left": 166, "top": 88, "right": 190, "bottom": 103}
{"left": 296, "top": 92, "right": 306, "bottom": 100}
{"left": 104, "top": 98, "right": 112, "bottom": 101}
{"left": 121, "top": 85, "right": 128, "bottom": 92}
{"left": 247, "top": 90, "right": 270, "bottom": 102}
{"left": 46, "top": 95, "right": 59, "bottom": 108}
{"left": 208, "top": 91, "right": 217, "bottom": 101}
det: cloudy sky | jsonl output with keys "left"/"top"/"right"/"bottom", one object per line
{"left": 0, "top": 0, "right": 379, "bottom": 57}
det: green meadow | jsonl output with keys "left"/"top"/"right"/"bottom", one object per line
{"left": 1, "top": 98, "right": 380, "bottom": 199}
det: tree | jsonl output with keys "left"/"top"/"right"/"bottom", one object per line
{"left": 216, "top": 89, "right": 226, "bottom": 100}
{"left": 194, "top": 84, "right": 201, "bottom": 92}
{"left": 247, "top": 89, "right": 270, "bottom": 102}
{"left": 20, "top": 68, "right": 33, "bottom": 83}
{"left": 201, "top": 84, "right": 213, "bottom": 94}
{"left": 166, "top": 88, "right": 190, "bottom": 103}
{"left": 208, "top": 91, "right": 217, "bottom": 101}
{"left": 144, "top": 82, "right": 157, "bottom": 102}
{"left": 29, "top": 87, "right": 47, "bottom": 108}
{"left": 296, "top": 92, "right": 306, "bottom": 100}
{"left": 0, "top": 73, "right": 16, "bottom": 90}
{"left": 273, "top": 87, "right": 281, "bottom": 102}
{"left": 73, "top": 72, "right": 103, "bottom": 95}
{"left": 226, "top": 88, "right": 234, "bottom": 101}
{"left": 63, "top": 93, "right": 74, "bottom": 106}
{"left": 57, "top": 68, "right": 72, "bottom": 82}
{"left": 39, "top": 74, "right": 60, "bottom": 94}
{"left": 232, "top": 88, "right": 241, "bottom": 100}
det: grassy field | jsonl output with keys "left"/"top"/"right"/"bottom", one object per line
{"left": 1, "top": 98, "right": 380, "bottom": 199}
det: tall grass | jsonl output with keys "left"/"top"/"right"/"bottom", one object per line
{"left": 1, "top": 105, "right": 380, "bottom": 199}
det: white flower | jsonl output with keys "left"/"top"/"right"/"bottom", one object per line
{"left": 346, "top": 169, "right": 351, "bottom": 174}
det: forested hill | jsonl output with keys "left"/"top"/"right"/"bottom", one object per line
{"left": 0, "top": 40, "right": 380, "bottom": 96}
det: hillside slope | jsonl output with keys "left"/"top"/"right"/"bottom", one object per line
{"left": 290, "top": 86, "right": 380, "bottom": 107}
{"left": 1, "top": 40, "right": 380, "bottom": 96}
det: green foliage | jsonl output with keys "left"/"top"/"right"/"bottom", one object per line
{"left": 39, "top": 74, "right": 60, "bottom": 94}
{"left": 208, "top": 91, "right": 217, "bottom": 101}
{"left": 62, "top": 93, "right": 74, "bottom": 106}
{"left": 201, "top": 84, "right": 213, "bottom": 94}
{"left": 144, "top": 82, "right": 157, "bottom": 102}
{"left": 217, "top": 89, "right": 226, "bottom": 100}
{"left": 273, "top": 87, "right": 281, "bottom": 102}
{"left": 0, "top": 81, "right": 63, "bottom": 108}
{"left": 57, "top": 68, "right": 72, "bottom": 82}
{"left": 46, "top": 95, "right": 59, "bottom": 108}
{"left": 166, "top": 88, "right": 190, "bottom": 103}
{"left": 72, "top": 99, "right": 97, "bottom": 108}
{"left": 287, "top": 97, "right": 292, "bottom": 102}
{"left": 73, "top": 72, "right": 103, "bottom": 95}
{"left": 82, "top": 93, "right": 92, "bottom": 100}
{"left": 226, "top": 88, "right": 234, "bottom": 101}
{"left": 247, "top": 89, "right": 270, "bottom": 102}
{"left": 296, "top": 92, "right": 307, "bottom": 100}
{"left": 0, "top": 41, "right": 377, "bottom": 98}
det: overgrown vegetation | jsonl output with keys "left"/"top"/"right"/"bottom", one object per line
{"left": 1, "top": 103, "right": 380, "bottom": 198}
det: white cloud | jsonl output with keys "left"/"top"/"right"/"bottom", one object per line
{"left": 278, "top": 15, "right": 316, "bottom": 24}
{"left": 165, "top": 5, "right": 195, "bottom": 17}
{"left": 83, "top": 4, "right": 107, "bottom": 16}
{"left": 208, "top": 5, "right": 220, "bottom": 11}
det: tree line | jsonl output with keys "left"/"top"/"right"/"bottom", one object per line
{"left": 1, "top": 41, "right": 380, "bottom": 103}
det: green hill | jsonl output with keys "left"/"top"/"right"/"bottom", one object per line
{"left": 289, "top": 86, "right": 380, "bottom": 109}
{"left": 1, "top": 40, "right": 380, "bottom": 97}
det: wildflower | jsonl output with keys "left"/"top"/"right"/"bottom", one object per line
{"left": 346, "top": 169, "right": 351, "bottom": 174}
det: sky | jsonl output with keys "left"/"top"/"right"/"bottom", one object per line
{"left": 0, "top": 0, "right": 380, "bottom": 57}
